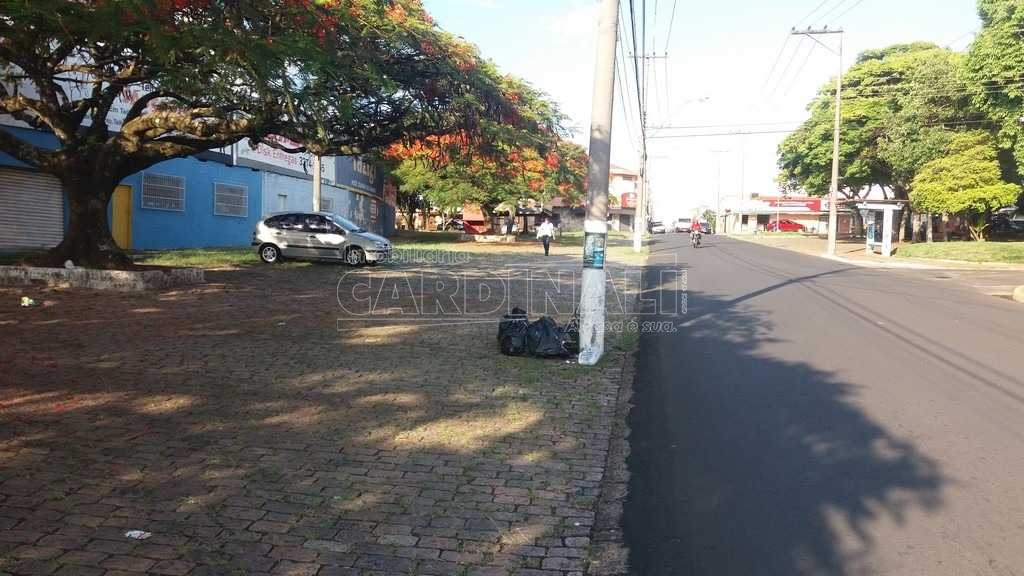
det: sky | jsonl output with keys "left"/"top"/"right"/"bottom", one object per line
{"left": 422, "top": 0, "right": 981, "bottom": 221}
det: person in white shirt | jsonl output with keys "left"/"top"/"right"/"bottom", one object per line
{"left": 536, "top": 218, "right": 555, "bottom": 256}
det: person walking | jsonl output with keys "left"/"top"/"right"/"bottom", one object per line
{"left": 537, "top": 217, "right": 555, "bottom": 256}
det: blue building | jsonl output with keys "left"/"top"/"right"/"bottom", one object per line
{"left": 0, "top": 124, "right": 394, "bottom": 252}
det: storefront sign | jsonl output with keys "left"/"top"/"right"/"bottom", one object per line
{"left": 236, "top": 136, "right": 336, "bottom": 184}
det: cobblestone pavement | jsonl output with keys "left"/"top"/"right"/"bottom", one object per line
{"left": 0, "top": 245, "right": 637, "bottom": 576}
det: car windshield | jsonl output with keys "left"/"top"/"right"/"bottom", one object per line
{"left": 328, "top": 214, "right": 366, "bottom": 233}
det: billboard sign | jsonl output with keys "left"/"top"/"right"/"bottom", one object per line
{"left": 336, "top": 156, "right": 379, "bottom": 196}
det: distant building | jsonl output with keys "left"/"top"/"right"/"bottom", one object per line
{"left": 720, "top": 195, "right": 855, "bottom": 235}
{"left": 550, "top": 164, "right": 638, "bottom": 232}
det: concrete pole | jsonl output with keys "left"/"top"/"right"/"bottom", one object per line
{"left": 633, "top": 148, "right": 646, "bottom": 252}
{"left": 313, "top": 155, "right": 323, "bottom": 211}
{"left": 827, "top": 35, "right": 843, "bottom": 255}
{"left": 578, "top": 0, "right": 619, "bottom": 366}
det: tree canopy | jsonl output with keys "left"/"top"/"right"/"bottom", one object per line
{"left": 967, "top": 0, "right": 1024, "bottom": 182}
{"left": 911, "top": 131, "right": 1020, "bottom": 239}
{"left": 379, "top": 75, "right": 587, "bottom": 228}
{"left": 778, "top": 18, "right": 1024, "bottom": 241}
{"left": 778, "top": 43, "right": 968, "bottom": 201}
{"left": 0, "top": 0, "right": 532, "bottom": 266}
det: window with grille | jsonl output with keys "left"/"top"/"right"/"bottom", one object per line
{"left": 214, "top": 183, "right": 248, "bottom": 217}
{"left": 141, "top": 173, "right": 185, "bottom": 211}
{"left": 320, "top": 197, "right": 333, "bottom": 213}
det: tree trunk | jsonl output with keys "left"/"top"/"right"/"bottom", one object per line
{"left": 41, "top": 175, "right": 132, "bottom": 269}
{"left": 926, "top": 213, "right": 934, "bottom": 243}
{"left": 900, "top": 207, "right": 913, "bottom": 243}
{"left": 851, "top": 209, "right": 865, "bottom": 237}
{"left": 941, "top": 213, "right": 949, "bottom": 242}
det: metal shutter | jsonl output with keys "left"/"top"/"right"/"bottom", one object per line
{"left": 0, "top": 168, "right": 64, "bottom": 249}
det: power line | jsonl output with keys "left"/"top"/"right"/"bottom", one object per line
{"left": 944, "top": 28, "right": 978, "bottom": 49}
{"left": 650, "top": 128, "right": 798, "bottom": 139}
{"left": 664, "top": 0, "right": 678, "bottom": 53}
{"left": 795, "top": 0, "right": 837, "bottom": 27}
{"left": 758, "top": 36, "right": 793, "bottom": 98}
{"left": 651, "top": 46, "right": 663, "bottom": 122}
{"left": 663, "top": 55, "right": 671, "bottom": 123}
{"left": 766, "top": 36, "right": 807, "bottom": 104}
{"left": 817, "top": 0, "right": 851, "bottom": 24}
{"left": 831, "top": 0, "right": 866, "bottom": 23}
{"left": 618, "top": 10, "right": 642, "bottom": 123}
{"left": 656, "top": 120, "right": 805, "bottom": 130}
{"left": 777, "top": 39, "right": 817, "bottom": 101}
{"left": 627, "top": 0, "right": 645, "bottom": 127}
{"left": 651, "top": 120, "right": 997, "bottom": 141}
{"left": 840, "top": 80, "right": 1024, "bottom": 100}
{"left": 641, "top": 0, "right": 649, "bottom": 131}
{"left": 614, "top": 50, "right": 638, "bottom": 147}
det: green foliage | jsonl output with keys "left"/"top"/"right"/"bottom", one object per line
{"left": 779, "top": 43, "right": 976, "bottom": 200}
{"left": 0, "top": 0, "right": 525, "bottom": 265}
{"left": 911, "top": 132, "right": 1020, "bottom": 239}
{"left": 968, "top": 0, "right": 1024, "bottom": 179}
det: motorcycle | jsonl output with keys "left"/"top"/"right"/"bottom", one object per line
{"left": 691, "top": 229, "right": 702, "bottom": 248}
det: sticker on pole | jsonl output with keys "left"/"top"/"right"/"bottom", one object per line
{"left": 583, "top": 232, "right": 607, "bottom": 269}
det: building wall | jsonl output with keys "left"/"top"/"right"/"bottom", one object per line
{"left": 724, "top": 212, "right": 855, "bottom": 235}
{"left": 1, "top": 124, "right": 395, "bottom": 250}
{"left": 1, "top": 126, "right": 262, "bottom": 250}
{"left": 262, "top": 171, "right": 389, "bottom": 236}
{"left": 122, "top": 157, "right": 263, "bottom": 250}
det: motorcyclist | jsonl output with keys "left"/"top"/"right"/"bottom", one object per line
{"left": 690, "top": 216, "right": 702, "bottom": 244}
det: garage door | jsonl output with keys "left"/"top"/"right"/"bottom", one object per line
{"left": 0, "top": 168, "right": 64, "bottom": 249}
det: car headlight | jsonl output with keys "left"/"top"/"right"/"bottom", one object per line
{"left": 375, "top": 241, "right": 390, "bottom": 250}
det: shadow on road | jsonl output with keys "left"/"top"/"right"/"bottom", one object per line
{"left": 623, "top": 264, "right": 947, "bottom": 576}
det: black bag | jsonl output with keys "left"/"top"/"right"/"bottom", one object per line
{"left": 526, "top": 316, "right": 570, "bottom": 358}
{"left": 498, "top": 307, "right": 530, "bottom": 356}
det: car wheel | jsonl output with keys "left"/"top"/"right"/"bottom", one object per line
{"left": 259, "top": 243, "right": 281, "bottom": 264}
{"left": 345, "top": 246, "right": 366, "bottom": 267}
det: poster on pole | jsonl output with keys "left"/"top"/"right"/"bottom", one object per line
{"left": 583, "top": 232, "right": 606, "bottom": 269}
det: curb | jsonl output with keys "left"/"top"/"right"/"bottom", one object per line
{"left": 818, "top": 253, "right": 949, "bottom": 270}
{"left": 0, "top": 265, "right": 204, "bottom": 291}
{"left": 585, "top": 257, "right": 648, "bottom": 576}
{"left": 587, "top": 343, "right": 634, "bottom": 576}
{"left": 728, "top": 235, "right": 1024, "bottom": 272}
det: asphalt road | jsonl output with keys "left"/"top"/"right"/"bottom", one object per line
{"left": 623, "top": 234, "right": 1024, "bottom": 576}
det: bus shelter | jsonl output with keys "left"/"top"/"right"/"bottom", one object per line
{"left": 858, "top": 201, "right": 904, "bottom": 257}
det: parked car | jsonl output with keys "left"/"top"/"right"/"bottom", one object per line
{"left": 443, "top": 218, "right": 465, "bottom": 232}
{"left": 650, "top": 220, "right": 667, "bottom": 234}
{"left": 767, "top": 219, "right": 806, "bottom": 233}
{"left": 700, "top": 221, "right": 712, "bottom": 234}
{"left": 673, "top": 218, "right": 693, "bottom": 233}
{"left": 252, "top": 211, "right": 392, "bottom": 266}
{"left": 992, "top": 210, "right": 1024, "bottom": 234}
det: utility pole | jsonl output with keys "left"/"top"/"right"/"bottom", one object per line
{"left": 312, "top": 154, "right": 323, "bottom": 211}
{"left": 578, "top": 0, "right": 619, "bottom": 366}
{"left": 632, "top": 53, "right": 667, "bottom": 253}
{"left": 633, "top": 140, "right": 647, "bottom": 253}
{"left": 710, "top": 150, "right": 729, "bottom": 235}
{"left": 793, "top": 27, "right": 843, "bottom": 254}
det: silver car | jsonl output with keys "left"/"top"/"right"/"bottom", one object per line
{"left": 251, "top": 212, "right": 392, "bottom": 266}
